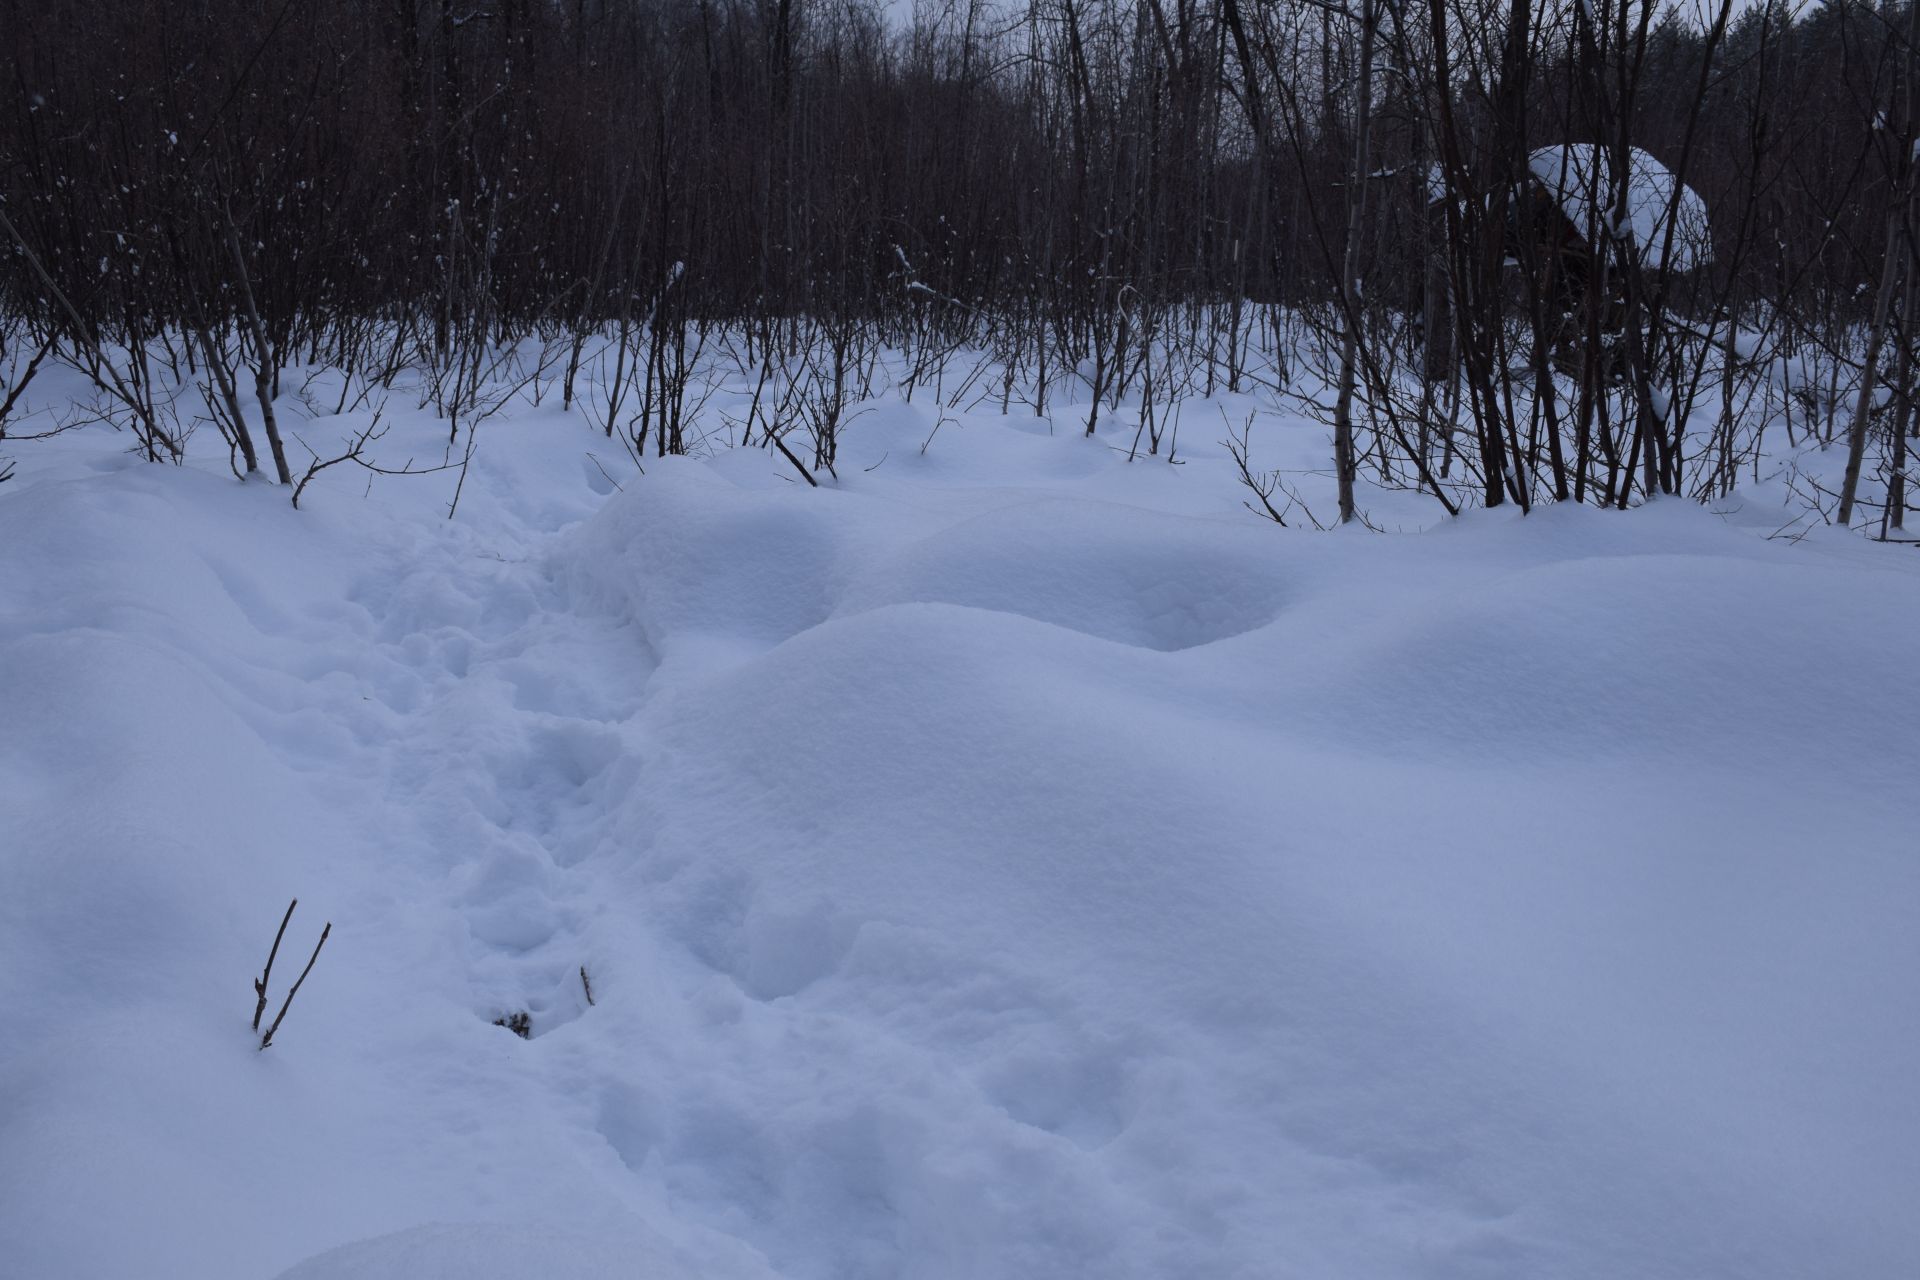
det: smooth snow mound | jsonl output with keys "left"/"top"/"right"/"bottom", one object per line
{"left": 273, "top": 1219, "right": 778, "bottom": 1280}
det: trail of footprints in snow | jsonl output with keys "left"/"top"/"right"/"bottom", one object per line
{"left": 355, "top": 552, "right": 640, "bottom": 1041}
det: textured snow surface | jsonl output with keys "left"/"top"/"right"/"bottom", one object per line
{"left": 1, "top": 380, "right": 1916, "bottom": 1279}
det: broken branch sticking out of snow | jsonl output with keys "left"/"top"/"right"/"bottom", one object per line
{"left": 255, "top": 901, "right": 330, "bottom": 1051}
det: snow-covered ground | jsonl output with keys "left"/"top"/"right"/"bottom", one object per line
{"left": 2, "top": 350, "right": 1917, "bottom": 1279}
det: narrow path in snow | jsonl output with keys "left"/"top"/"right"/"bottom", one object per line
{"left": 343, "top": 530, "right": 650, "bottom": 1042}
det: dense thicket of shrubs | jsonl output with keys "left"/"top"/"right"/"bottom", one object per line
{"left": 4, "top": 1, "right": 1918, "bottom": 522}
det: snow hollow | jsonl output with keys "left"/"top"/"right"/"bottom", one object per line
{"left": 1, "top": 354, "right": 1917, "bottom": 1280}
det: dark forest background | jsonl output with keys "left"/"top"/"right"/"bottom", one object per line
{"left": 4, "top": 0, "right": 1918, "bottom": 523}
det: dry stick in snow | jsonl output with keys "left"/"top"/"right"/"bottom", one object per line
{"left": 1329, "top": 0, "right": 1378, "bottom": 526}
{"left": 1840, "top": 212, "right": 1911, "bottom": 526}
{"left": 252, "top": 898, "right": 298, "bottom": 1032}
{"left": 193, "top": 322, "right": 259, "bottom": 475}
{"left": 259, "top": 921, "right": 330, "bottom": 1051}
{"left": 770, "top": 429, "right": 820, "bottom": 486}
{"left": 223, "top": 212, "right": 294, "bottom": 485}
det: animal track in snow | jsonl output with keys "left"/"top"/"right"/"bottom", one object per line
{"left": 595, "top": 1080, "right": 666, "bottom": 1173}
{"left": 977, "top": 1039, "right": 1130, "bottom": 1151}
{"left": 738, "top": 901, "right": 862, "bottom": 1001}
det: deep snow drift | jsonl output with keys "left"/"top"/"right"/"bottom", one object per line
{"left": 1, "top": 364, "right": 1916, "bottom": 1280}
